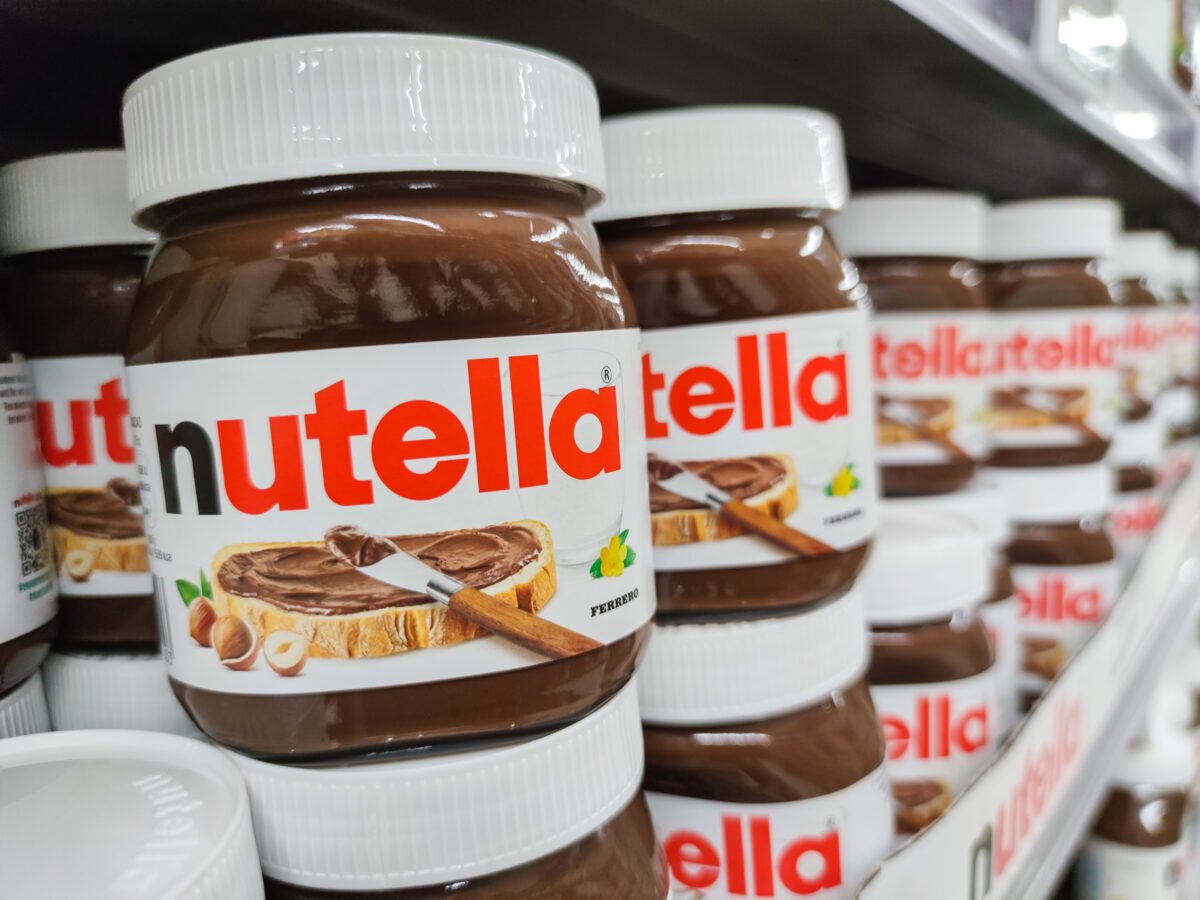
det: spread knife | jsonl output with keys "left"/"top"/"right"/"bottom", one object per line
{"left": 655, "top": 463, "right": 836, "bottom": 557}
{"left": 1014, "top": 388, "right": 1103, "bottom": 444}
{"left": 325, "top": 527, "right": 602, "bottom": 660}
{"left": 879, "top": 399, "right": 971, "bottom": 460}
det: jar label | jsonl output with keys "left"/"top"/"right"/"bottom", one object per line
{"left": 1110, "top": 486, "right": 1164, "bottom": 571}
{"left": 871, "top": 310, "right": 988, "bottom": 464}
{"left": 640, "top": 309, "right": 877, "bottom": 572}
{"left": 0, "top": 359, "right": 57, "bottom": 644}
{"left": 1167, "top": 307, "right": 1200, "bottom": 385}
{"left": 986, "top": 308, "right": 1123, "bottom": 450}
{"left": 126, "top": 329, "right": 655, "bottom": 693}
{"left": 1116, "top": 308, "right": 1174, "bottom": 416}
{"left": 30, "top": 355, "right": 151, "bottom": 598}
{"left": 1076, "top": 836, "right": 1187, "bottom": 900}
{"left": 869, "top": 668, "right": 1000, "bottom": 829}
{"left": 1012, "top": 561, "right": 1119, "bottom": 690}
{"left": 980, "top": 593, "right": 1020, "bottom": 736}
{"left": 645, "top": 765, "right": 892, "bottom": 899}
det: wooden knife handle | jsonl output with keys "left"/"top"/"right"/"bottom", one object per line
{"left": 880, "top": 414, "right": 972, "bottom": 461}
{"left": 721, "top": 498, "right": 837, "bottom": 557}
{"left": 448, "top": 586, "right": 604, "bottom": 659}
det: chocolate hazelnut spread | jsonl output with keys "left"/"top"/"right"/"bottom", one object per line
{"left": 596, "top": 108, "right": 877, "bottom": 618}
{"left": 637, "top": 588, "right": 892, "bottom": 896}
{"left": 832, "top": 191, "right": 990, "bottom": 496}
{"left": 223, "top": 525, "right": 541, "bottom": 614}
{"left": 861, "top": 509, "right": 997, "bottom": 833}
{"left": 1, "top": 151, "right": 156, "bottom": 648}
{"left": 120, "top": 34, "right": 655, "bottom": 759}
{"left": 648, "top": 455, "right": 786, "bottom": 513}
{"left": 983, "top": 199, "right": 1123, "bottom": 468}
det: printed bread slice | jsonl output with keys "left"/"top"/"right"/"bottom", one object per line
{"left": 47, "top": 487, "right": 149, "bottom": 573}
{"left": 210, "top": 520, "right": 556, "bottom": 659}
{"left": 651, "top": 452, "right": 798, "bottom": 546}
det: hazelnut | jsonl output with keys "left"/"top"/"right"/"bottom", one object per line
{"left": 213, "top": 616, "right": 258, "bottom": 670}
{"left": 64, "top": 549, "right": 95, "bottom": 583}
{"left": 264, "top": 630, "right": 309, "bottom": 677}
{"left": 188, "top": 597, "right": 217, "bottom": 647}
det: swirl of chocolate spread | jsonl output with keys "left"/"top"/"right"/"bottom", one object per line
{"left": 648, "top": 455, "right": 786, "bottom": 513}
{"left": 46, "top": 488, "right": 145, "bottom": 540}
{"left": 218, "top": 525, "right": 541, "bottom": 615}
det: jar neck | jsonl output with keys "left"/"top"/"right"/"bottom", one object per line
{"left": 596, "top": 207, "right": 826, "bottom": 239}
{"left": 144, "top": 172, "right": 591, "bottom": 238}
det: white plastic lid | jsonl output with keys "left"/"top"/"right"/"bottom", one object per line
{"left": 638, "top": 587, "right": 868, "bottom": 726}
{"left": 861, "top": 510, "right": 990, "bottom": 625}
{"left": 42, "top": 651, "right": 201, "bottom": 737}
{"left": 985, "top": 198, "right": 1121, "bottom": 262}
{"left": 122, "top": 33, "right": 604, "bottom": 216}
{"left": 0, "top": 672, "right": 50, "bottom": 738}
{"left": 883, "top": 480, "right": 1012, "bottom": 551}
{"left": 1107, "top": 229, "right": 1175, "bottom": 284}
{"left": 0, "top": 730, "right": 262, "bottom": 898}
{"left": 228, "top": 677, "right": 643, "bottom": 892}
{"left": 593, "top": 105, "right": 848, "bottom": 222}
{"left": 983, "top": 463, "right": 1113, "bottom": 523}
{"left": 831, "top": 190, "right": 989, "bottom": 261}
{"left": 1110, "top": 731, "right": 1197, "bottom": 790}
{"left": 0, "top": 151, "right": 154, "bottom": 256}
{"left": 1109, "top": 417, "right": 1167, "bottom": 469}
{"left": 1173, "top": 248, "right": 1200, "bottom": 291}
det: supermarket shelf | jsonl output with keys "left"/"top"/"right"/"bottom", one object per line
{"left": 4, "top": 0, "right": 1200, "bottom": 239}
{"left": 858, "top": 465, "right": 1200, "bottom": 900}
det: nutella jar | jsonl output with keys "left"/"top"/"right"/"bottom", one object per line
{"left": 1108, "top": 415, "right": 1166, "bottom": 578}
{"left": 885, "top": 481, "right": 1019, "bottom": 737}
{"left": 987, "top": 464, "right": 1117, "bottom": 700}
{"left": 1107, "top": 230, "right": 1174, "bottom": 422}
{"left": 0, "top": 151, "right": 156, "bottom": 648}
{"left": 230, "top": 680, "right": 667, "bottom": 899}
{"left": 1159, "top": 247, "right": 1200, "bottom": 491}
{"left": 832, "top": 190, "right": 989, "bottom": 496}
{"left": 984, "top": 199, "right": 1123, "bottom": 467}
{"left": 0, "top": 317, "right": 55, "bottom": 691}
{"left": 1077, "top": 732, "right": 1195, "bottom": 900}
{"left": 861, "top": 509, "right": 998, "bottom": 834}
{"left": 639, "top": 589, "right": 892, "bottom": 898}
{"left": 120, "top": 35, "right": 655, "bottom": 758}
{"left": 596, "top": 108, "right": 877, "bottom": 616}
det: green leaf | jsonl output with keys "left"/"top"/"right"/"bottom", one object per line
{"left": 824, "top": 485, "right": 833, "bottom": 497}
{"left": 176, "top": 579, "right": 200, "bottom": 606}
{"left": 623, "top": 546, "right": 637, "bottom": 567}
{"left": 589, "top": 559, "right": 603, "bottom": 579}
{"left": 618, "top": 528, "right": 630, "bottom": 545}
{"left": 851, "top": 476, "right": 860, "bottom": 489}
{"left": 199, "top": 569, "right": 212, "bottom": 599}
{"left": 846, "top": 462, "right": 855, "bottom": 470}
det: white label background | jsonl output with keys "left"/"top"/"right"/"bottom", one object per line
{"left": 0, "top": 359, "right": 57, "bottom": 642}
{"left": 1076, "top": 837, "right": 1187, "bottom": 900}
{"left": 642, "top": 309, "right": 877, "bottom": 572}
{"left": 646, "top": 766, "right": 891, "bottom": 899}
{"left": 30, "top": 355, "right": 151, "bottom": 597}
{"left": 980, "top": 594, "right": 1020, "bottom": 736}
{"left": 872, "top": 310, "right": 989, "bottom": 464}
{"left": 127, "top": 330, "right": 655, "bottom": 694}
{"left": 1111, "top": 487, "right": 1164, "bottom": 575}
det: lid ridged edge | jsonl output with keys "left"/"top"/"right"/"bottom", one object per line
{"left": 0, "top": 672, "right": 50, "bottom": 738}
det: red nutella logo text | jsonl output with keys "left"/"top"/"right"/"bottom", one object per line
{"left": 1119, "top": 314, "right": 1167, "bottom": 355}
{"left": 663, "top": 815, "right": 841, "bottom": 897}
{"left": 642, "top": 331, "right": 848, "bottom": 439}
{"left": 153, "top": 356, "right": 621, "bottom": 515}
{"left": 36, "top": 378, "right": 135, "bottom": 468}
{"left": 1016, "top": 576, "right": 1104, "bottom": 623}
{"left": 1111, "top": 494, "right": 1163, "bottom": 537}
{"left": 881, "top": 693, "right": 990, "bottom": 761}
{"left": 969, "top": 699, "right": 1081, "bottom": 898}
{"left": 874, "top": 324, "right": 985, "bottom": 382}
{"left": 990, "top": 322, "right": 1116, "bottom": 375}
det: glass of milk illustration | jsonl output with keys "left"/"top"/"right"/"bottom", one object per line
{"left": 507, "top": 349, "right": 624, "bottom": 565}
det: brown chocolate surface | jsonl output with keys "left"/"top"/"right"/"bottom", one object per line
{"left": 263, "top": 795, "right": 667, "bottom": 899}
{"left": 1093, "top": 786, "right": 1188, "bottom": 848}
{"left": 1112, "top": 278, "right": 1160, "bottom": 309}
{"left": 1005, "top": 519, "right": 1116, "bottom": 567}
{"left": 868, "top": 611, "right": 994, "bottom": 686}
{"left": 643, "top": 678, "right": 885, "bottom": 801}
{"left": 601, "top": 210, "right": 871, "bottom": 615}
{"left": 648, "top": 455, "right": 786, "bottom": 513}
{"left": 856, "top": 257, "right": 985, "bottom": 496}
{"left": 131, "top": 173, "right": 648, "bottom": 757}
{"left": 219, "top": 525, "right": 540, "bottom": 615}
{"left": 46, "top": 488, "right": 144, "bottom": 540}
{"left": 893, "top": 780, "right": 944, "bottom": 807}
{"left": 1117, "top": 464, "right": 1158, "bottom": 493}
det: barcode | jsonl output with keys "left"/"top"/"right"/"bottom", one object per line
{"left": 15, "top": 502, "right": 51, "bottom": 577}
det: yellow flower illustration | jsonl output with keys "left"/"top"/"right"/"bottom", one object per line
{"left": 599, "top": 536, "right": 626, "bottom": 577}
{"left": 825, "top": 463, "right": 861, "bottom": 498}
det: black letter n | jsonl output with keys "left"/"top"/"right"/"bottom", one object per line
{"left": 156, "top": 423, "right": 220, "bottom": 515}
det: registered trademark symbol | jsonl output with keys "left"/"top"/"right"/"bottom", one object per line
{"left": 601, "top": 366, "right": 613, "bottom": 384}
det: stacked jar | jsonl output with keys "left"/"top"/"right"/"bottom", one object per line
{"left": 1160, "top": 247, "right": 1200, "bottom": 492}
{"left": 831, "top": 192, "right": 1002, "bottom": 828}
{"left": 118, "top": 33, "right": 666, "bottom": 897}
{"left": 982, "top": 200, "right": 1121, "bottom": 708}
{"left": 0, "top": 151, "right": 200, "bottom": 737}
{"left": 595, "top": 107, "right": 892, "bottom": 892}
